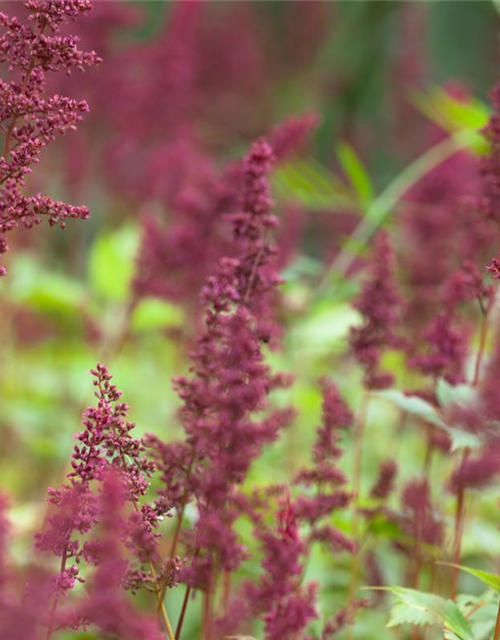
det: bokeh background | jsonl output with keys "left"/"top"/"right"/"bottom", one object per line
{"left": 1, "top": 5, "right": 500, "bottom": 636}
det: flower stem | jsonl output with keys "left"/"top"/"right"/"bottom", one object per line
{"left": 347, "top": 393, "right": 370, "bottom": 639}
{"left": 45, "top": 545, "right": 68, "bottom": 640}
{"left": 473, "top": 297, "right": 494, "bottom": 387}
{"left": 451, "top": 486, "right": 466, "bottom": 600}
{"left": 493, "top": 598, "right": 500, "bottom": 640}
{"left": 175, "top": 585, "right": 192, "bottom": 640}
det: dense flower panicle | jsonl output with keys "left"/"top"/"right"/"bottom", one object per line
{"left": 0, "top": 0, "right": 100, "bottom": 273}
{"left": 74, "top": 472, "right": 162, "bottom": 640}
{"left": 293, "top": 381, "right": 355, "bottom": 559}
{"left": 408, "top": 260, "right": 490, "bottom": 385}
{"left": 350, "top": 231, "right": 403, "bottom": 389}
{"left": 444, "top": 260, "right": 494, "bottom": 309}
{"left": 36, "top": 364, "right": 164, "bottom": 604}
{"left": 480, "top": 83, "right": 500, "bottom": 222}
{"left": 147, "top": 138, "right": 294, "bottom": 596}
{"left": 268, "top": 112, "right": 319, "bottom": 162}
{"left": 399, "top": 479, "right": 443, "bottom": 547}
{"left": 449, "top": 448, "right": 500, "bottom": 494}
{"left": 309, "top": 525, "right": 356, "bottom": 554}
{"left": 479, "top": 338, "right": 500, "bottom": 421}
{"left": 402, "top": 137, "right": 484, "bottom": 325}
{"left": 486, "top": 254, "right": 500, "bottom": 280}
{"left": 236, "top": 496, "right": 318, "bottom": 640}
{"left": 370, "top": 459, "right": 398, "bottom": 500}
{"left": 409, "top": 312, "right": 469, "bottom": 385}
{"left": 264, "top": 583, "right": 318, "bottom": 640}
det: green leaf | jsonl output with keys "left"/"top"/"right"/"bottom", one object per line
{"left": 273, "top": 159, "right": 353, "bottom": 210}
{"left": 88, "top": 224, "right": 139, "bottom": 302}
{"left": 131, "top": 298, "right": 183, "bottom": 332}
{"left": 337, "top": 141, "right": 374, "bottom": 206}
{"left": 387, "top": 602, "right": 438, "bottom": 628}
{"left": 411, "top": 85, "right": 490, "bottom": 153}
{"left": 439, "top": 563, "right": 500, "bottom": 592}
{"left": 436, "top": 379, "right": 477, "bottom": 409}
{"left": 366, "top": 587, "right": 474, "bottom": 640}
{"left": 446, "top": 428, "right": 482, "bottom": 453}
{"left": 444, "top": 599, "right": 475, "bottom": 640}
{"left": 376, "top": 389, "right": 446, "bottom": 428}
{"left": 9, "top": 254, "right": 86, "bottom": 318}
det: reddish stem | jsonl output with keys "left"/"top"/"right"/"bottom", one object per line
{"left": 451, "top": 486, "right": 465, "bottom": 600}
{"left": 175, "top": 585, "right": 192, "bottom": 640}
{"left": 45, "top": 545, "right": 68, "bottom": 640}
{"left": 493, "top": 598, "right": 500, "bottom": 640}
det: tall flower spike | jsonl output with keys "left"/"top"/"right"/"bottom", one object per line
{"left": 148, "top": 139, "right": 294, "bottom": 620}
{"left": 0, "top": 0, "right": 100, "bottom": 274}
{"left": 35, "top": 364, "right": 164, "bottom": 616}
{"left": 350, "top": 230, "right": 403, "bottom": 389}
{"left": 294, "top": 380, "right": 355, "bottom": 554}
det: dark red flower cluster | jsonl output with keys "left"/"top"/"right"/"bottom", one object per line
{"left": 350, "top": 231, "right": 403, "bottom": 389}
{"left": 0, "top": 0, "right": 100, "bottom": 274}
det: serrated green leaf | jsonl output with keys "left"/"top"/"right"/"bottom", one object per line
{"left": 387, "top": 602, "right": 439, "bottom": 628}
{"left": 439, "top": 563, "right": 500, "bottom": 592}
{"left": 366, "top": 587, "right": 473, "bottom": 640}
{"left": 444, "top": 599, "right": 475, "bottom": 640}
{"left": 337, "top": 141, "right": 374, "bottom": 206}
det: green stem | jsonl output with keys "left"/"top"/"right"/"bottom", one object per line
{"left": 473, "top": 295, "right": 494, "bottom": 387}
{"left": 317, "top": 129, "right": 481, "bottom": 295}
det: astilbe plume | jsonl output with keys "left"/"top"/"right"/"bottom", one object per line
{"left": 73, "top": 472, "right": 162, "bottom": 640}
{"left": 350, "top": 230, "right": 403, "bottom": 389}
{"left": 146, "top": 139, "right": 295, "bottom": 635}
{"left": 34, "top": 364, "right": 166, "bottom": 636}
{"left": 480, "top": 81, "right": 500, "bottom": 222}
{"left": 243, "top": 495, "right": 318, "bottom": 640}
{"left": 446, "top": 337, "right": 500, "bottom": 495}
{"left": 218, "top": 382, "right": 356, "bottom": 639}
{"left": 410, "top": 260, "right": 493, "bottom": 386}
{"left": 133, "top": 112, "right": 318, "bottom": 312}
{"left": 394, "top": 479, "right": 443, "bottom": 570}
{"left": 0, "top": 0, "right": 100, "bottom": 273}
{"left": 294, "top": 379, "right": 356, "bottom": 554}
{"left": 369, "top": 459, "right": 398, "bottom": 501}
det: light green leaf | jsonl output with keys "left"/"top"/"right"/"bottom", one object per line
{"left": 376, "top": 389, "right": 446, "bottom": 428}
{"left": 89, "top": 224, "right": 139, "bottom": 302}
{"left": 439, "top": 563, "right": 500, "bottom": 592}
{"left": 436, "top": 379, "right": 477, "bottom": 409}
{"left": 387, "top": 602, "right": 438, "bottom": 628}
{"left": 366, "top": 587, "right": 473, "bottom": 640}
{"left": 131, "top": 298, "right": 183, "bottom": 332}
{"left": 273, "top": 159, "right": 353, "bottom": 210}
{"left": 444, "top": 599, "right": 475, "bottom": 640}
{"left": 337, "top": 141, "right": 374, "bottom": 206}
{"left": 446, "top": 429, "right": 482, "bottom": 453}
{"left": 8, "top": 254, "right": 86, "bottom": 318}
{"left": 411, "top": 85, "right": 490, "bottom": 153}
